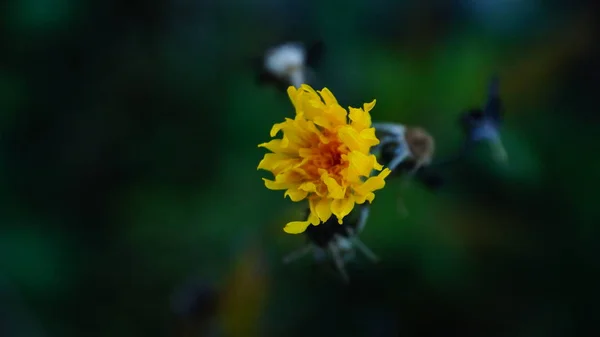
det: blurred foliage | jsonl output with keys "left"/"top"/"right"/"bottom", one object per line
{"left": 1, "top": 0, "right": 599, "bottom": 337}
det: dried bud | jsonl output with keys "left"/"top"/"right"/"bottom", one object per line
{"left": 405, "top": 126, "right": 435, "bottom": 168}
{"left": 264, "top": 42, "right": 306, "bottom": 87}
{"left": 254, "top": 40, "right": 325, "bottom": 91}
{"left": 460, "top": 76, "right": 507, "bottom": 163}
{"left": 373, "top": 123, "right": 436, "bottom": 175}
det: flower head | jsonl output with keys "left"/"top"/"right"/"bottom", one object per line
{"left": 258, "top": 84, "right": 391, "bottom": 234}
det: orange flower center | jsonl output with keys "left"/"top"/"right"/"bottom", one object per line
{"left": 302, "top": 134, "right": 348, "bottom": 181}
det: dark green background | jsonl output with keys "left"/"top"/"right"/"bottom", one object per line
{"left": 1, "top": 1, "right": 598, "bottom": 336}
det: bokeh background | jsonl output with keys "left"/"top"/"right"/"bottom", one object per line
{"left": 1, "top": 0, "right": 599, "bottom": 336}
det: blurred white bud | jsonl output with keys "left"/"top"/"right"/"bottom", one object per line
{"left": 263, "top": 42, "right": 306, "bottom": 88}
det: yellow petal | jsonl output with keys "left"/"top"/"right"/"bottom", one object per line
{"left": 338, "top": 166, "right": 359, "bottom": 185}
{"left": 283, "top": 121, "right": 312, "bottom": 148}
{"left": 363, "top": 99, "right": 376, "bottom": 114}
{"left": 299, "top": 83, "right": 314, "bottom": 92}
{"left": 283, "top": 220, "right": 311, "bottom": 234}
{"left": 304, "top": 120, "right": 330, "bottom": 144}
{"left": 320, "top": 171, "right": 345, "bottom": 199}
{"left": 257, "top": 153, "right": 298, "bottom": 173}
{"left": 287, "top": 84, "right": 298, "bottom": 99}
{"left": 270, "top": 120, "right": 288, "bottom": 137}
{"left": 284, "top": 188, "right": 308, "bottom": 201}
{"left": 258, "top": 139, "right": 297, "bottom": 155}
{"left": 313, "top": 183, "right": 328, "bottom": 197}
{"left": 347, "top": 151, "right": 376, "bottom": 177}
{"left": 291, "top": 167, "right": 309, "bottom": 179}
{"left": 298, "top": 182, "right": 317, "bottom": 192}
{"left": 308, "top": 197, "right": 318, "bottom": 219}
{"left": 308, "top": 210, "right": 320, "bottom": 225}
{"left": 262, "top": 178, "right": 289, "bottom": 190}
{"left": 263, "top": 169, "right": 306, "bottom": 191}
{"left": 314, "top": 197, "right": 332, "bottom": 222}
{"left": 372, "top": 156, "right": 383, "bottom": 171}
{"left": 308, "top": 97, "right": 326, "bottom": 110}
{"left": 300, "top": 84, "right": 320, "bottom": 100}
{"left": 317, "top": 88, "right": 334, "bottom": 105}
{"left": 348, "top": 107, "right": 370, "bottom": 131}
{"left": 354, "top": 168, "right": 391, "bottom": 195}
{"left": 359, "top": 128, "right": 380, "bottom": 147}
{"left": 312, "top": 115, "right": 332, "bottom": 129}
{"left": 302, "top": 101, "right": 326, "bottom": 122}
{"left": 298, "top": 147, "right": 315, "bottom": 158}
{"left": 354, "top": 192, "right": 375, "bottom": 204}
{"left": 327, "top": 104, "right": 348, "bottom": 126}
{"left": 338, "top": 126, "right": 369, "bottom": 153}
{"left": 331, "top": 195, "right": 355, "bottom": 224}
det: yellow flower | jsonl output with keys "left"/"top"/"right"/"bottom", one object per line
{"left": 258, "top": 84, "right": 391, "bottom": 234}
